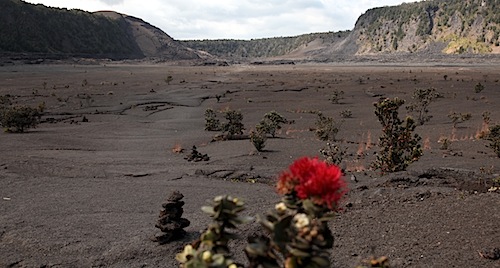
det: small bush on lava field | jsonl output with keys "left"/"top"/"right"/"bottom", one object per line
{"left": 314, "top": 112, "right": 340, "bottom": 141}
{"left": 0, "top": 105, "right": 42, "bottom": 133}
{"left": 256, "top": 111, "right": 290, "bottom": 138}
{"left": 372, "top": 98, "right": 422, "bottom": 173}
{"left": 483, "top": 124, "right": 500, "bottom": 158}
{"left": 204, "top": 108, "right": 222, "bottom": 131}
{"left": 320, "top": 142, "right": 347, "bottom": 165}
{"left": 329, "top": 89, "right": 344, "bottom": 104}
{"left": 405, "top": 88, "right": 441, "bottom": 125}
{"left": 249, "top": 130, "right": 267, "bottom": 152}
{"left": 474, "top": 82, "right": 485, "bottom": 93}
{"left": 448, "top": 111, "right": 472, "bottom": 128}
{"left": 222, "top": 108, "right": 245, "bottom": 137}
{"left": 339, "top": 109, "right": 352, "bottom": 118}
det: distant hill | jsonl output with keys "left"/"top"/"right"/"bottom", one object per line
{"left": 185, "top": 0, "right": 500, "bottom": 60}
{"left": 352, "top": 0, "right": 500, "bottom": 55}
{"left": 181, "top": 31, "right": 350, "bottom": 59}
{"left": 0, "top": 0, "right": 199, "bottom": 60}
{"left": 2, "top": 0, "right": 499, "bottom": 62}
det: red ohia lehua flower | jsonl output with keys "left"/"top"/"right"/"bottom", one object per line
{"left": 277, "top": 157, "right": 347, "bottom": 210}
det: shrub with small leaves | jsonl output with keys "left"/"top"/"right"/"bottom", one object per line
{"left": 314, "top": 112, "right": 339, "bottom": 141}
{"left": 256, "top": 111, "right": 289, "bottom": 137}
{"left": 448, "top": 112, "right": 472, "bottom": 128}
{"left": 372, "top": 98, "right": 422, "bottom": 173}
{"left": 250, "top": 130, "right": 267, "bottom": 152}
{"left": 204, "top": 108, "right": 222, "bottom": 131}
{"left": 329, "top": 89, "right": 344, "bottom": 104}
{"left": 483, "top": 124, "right": 500, "bottom": 158}
{"left": 474, "top": 82, "right": 485, "bottom": 93}
{"left": 339, "top": 109, "right": 352, "bottom": 118}
{"left": 405, "top": 88, "right": 440, "bottom": 125}
{"left": 222, "top": 108, "right": 245, "bottom": 137}
{"left": 0, "top": 105, "right": 42, "bottom": 133}
{"left": 319, "top": 142, "right": 346, "bottom": 165}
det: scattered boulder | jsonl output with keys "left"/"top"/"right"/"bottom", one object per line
{"left": 153, "top": 191, "right": 190, "bottom": 244}
{"left": 184, "top": 146, "right": 209, "bottom": 162}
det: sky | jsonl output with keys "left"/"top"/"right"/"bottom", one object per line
{"left": 23, "top": 0, "right": 419, "bottom": 40}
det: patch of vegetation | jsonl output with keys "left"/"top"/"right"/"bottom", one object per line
{"left": 204, "top": 108, "right": 222, "bottom": 131}
{"left": 474, "top": 82, "right": 485, "bottom": 93}
{"left": 314, "top": 112, "right": 340, "bottom": 141}
{"left": 483, "top": 124, "right": 500, "bottom": 158}
{"left": 0, "top": 105, "right": 42, "bottom": 133}
{"left": 339, "top": 109, "right": 352, "bottom": 118}
{"left": 177, "top": 158, "right": 347, "bottom": 268}
{"left": 405, "top": 88, "right": 441, "bottom": 125}
{"left": 329, "top": 89, "right": 344, "bottom": 104}
{"left": 255, "top": 111, "right": 290, "bottom": 138}
{"left": 448, "top": 111, "right": 472, "bottom": 128}
{"left": 372, "top": 98, "right": 422, "bottom": 173}
{"left": 319, "top": 142, "right": 346, "bottom": 165}
{"left": 249, "top": 130, "right": 267, "bottom": 152}
{"left": 221, "top": 108, "right": 245, "bottom": 137}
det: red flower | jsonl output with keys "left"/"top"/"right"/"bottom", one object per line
{"left": 277, "top": 157, "right": 347, "bottom": 210}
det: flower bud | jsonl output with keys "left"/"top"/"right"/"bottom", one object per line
{"left": 275, "top": 202, "right": 287, "bottom": 213}
{"left": 202, "top": 251, "right": 212, "bottom": 262}
{"left": 293, "top": 213, "right": 310, "bottom": 229}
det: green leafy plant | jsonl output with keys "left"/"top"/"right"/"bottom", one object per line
{"left": 483, "top": 124, "right": 500, "bottom": 158}
{"left": 405, "top": 88, "right": 441, "bottom": 125}
{"left": 0, "top": 105, "right": 42, "bottom": 133}
{"left": 256, "top": 111, "right": 290, "bottom": 138}
{"left": 249, "top": 130, "right": 267, "bottom": 152}
{"left": 247, "top": 157, "right": 346, "bottom": 268}
{"left": 205, "top": 108, "right": 222, "bottom": 131}
{"left": 176, "top": 196, "right": 252, "bottom": 268}
{"left": 314, "top": 112, "right": 339, "bottom": 141}
{"left": 372, "top": 98, "right": 423, "bottom": 173}
{"left": 222, "top": 108, "right": 245, "bottom": 137}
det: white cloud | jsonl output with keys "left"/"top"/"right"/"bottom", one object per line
{"left": 23, "top": 0, "right": 419, "bottom": 40}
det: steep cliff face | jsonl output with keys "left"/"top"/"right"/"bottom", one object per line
{"left": 96, "top": 11, "right": 200, "bottom": 60}
{"left": 0, "top": 0, "right": 200, "bottom": 60}
{"left": 352, "top": 0, "right": 500, "bottom": 54}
